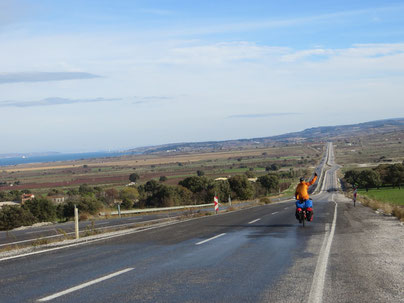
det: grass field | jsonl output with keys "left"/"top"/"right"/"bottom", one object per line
{"left": 358, "top": 187, "right": 404, "bottom": 206}
{"left": 334, "top": 130, "right": 404, "bottom": 166}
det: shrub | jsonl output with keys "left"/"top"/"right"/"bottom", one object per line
{"left": 257, "top": 174, "right": 279, "bottom": 194}
{"left": 260, "top": 197, "right": 271, "bottom": 204}
{"left": 23, "top": 197, "right": 57, "bottom": 222}
{"left": 119, "top": 187, "right": 139, "bottom": 201}
{"left": 0, "top": 205, "right": 37, "bottom": 231}
{"left": 129, "top": 173, "right": 140, "bottom": 182}
{"left": 121, "top": 198, "right": 134, "bottom": 209}
{"left": 245, "top": 170, "right": 255, "bottom": 178}
{"left": 228, "top": 175, "right": 255, "bottom": 200}
{"left": 63, "top": 196, "right": 103, "bottom": 217}
{"left": 392, "top": 206, "right": 404, "bottom": 221}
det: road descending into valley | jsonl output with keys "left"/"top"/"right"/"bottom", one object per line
{"left": 0, "top": 143, "right": 402, "bottom": 303}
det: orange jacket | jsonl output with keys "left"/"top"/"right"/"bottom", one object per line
{"left": 295, "top": 175, "right": 317, "bottom": 201}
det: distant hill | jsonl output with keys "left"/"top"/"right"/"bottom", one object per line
{"left": 127, "top": 118, "right": 404, "bottom": 154}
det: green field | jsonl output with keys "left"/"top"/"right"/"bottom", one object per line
{"left": 358, "top": 187, "right": 404, "bottom": 205}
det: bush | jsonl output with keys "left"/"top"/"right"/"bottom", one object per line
{"left": 121, "top": 198, "right": 134, "bottom": 209}
{"left": 228, "top": 175, "right": 255, "bottom": 200}
{"left": 0, "top": 206, "right": 37, "bottom": 231}
{"left": 119, "top": 187, "right": 139, "bottom": 201}
{"left": 63, "top": 196, "right": 104, "bottom": 218}
{"left": 245, "top": 170, "right": 255, "bottom": 178}
{"left": 129, "top": 173, "right": 140, "bottom": 182}
{"left": 23, "top": 197, "right": 57, "bottom": 222}
{"left": 257, "top": 174, "right": 279, "bottom": 194}
{"left": 79, "top": 184, "right": 95, "bottom": 196}
{"left": 260, "top": 197, "right": 271, "bottom": 204}
{"left": 392, "top": 206, "right": 404, "bottom": 221}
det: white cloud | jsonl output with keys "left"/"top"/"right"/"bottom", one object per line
{"left": 0, "top": 72, "right": 100, "bottom": 84}
{"left": 0, "top": 29, "right": 403, "bottom": 152}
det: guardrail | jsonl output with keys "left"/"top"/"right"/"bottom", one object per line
{"left": 100, "top": 203, "right": 215, "bottom": 216}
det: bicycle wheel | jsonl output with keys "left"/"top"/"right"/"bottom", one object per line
{"left": 302, "top": 212, "right": 305, "bottom": 227}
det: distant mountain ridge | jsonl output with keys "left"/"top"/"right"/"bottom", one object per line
{"left": 127, "top": 118, "right": 404, "bottom": 154}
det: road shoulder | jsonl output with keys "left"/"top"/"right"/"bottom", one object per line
{"left": 324, "top": 193, "right": 404, "bottom": 303}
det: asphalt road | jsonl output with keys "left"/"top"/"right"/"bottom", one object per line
{"left": 0, "top": 143, "right": 402, "bottom": 303}
{"left": 0, "top": 202, "right": 259, "bottom": 248}
{"left": 0, "top": 136, "right": 330, "bottom": 248}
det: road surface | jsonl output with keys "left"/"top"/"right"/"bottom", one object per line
{"left": 0, "top": 143, "right": 402, "bottom": 303}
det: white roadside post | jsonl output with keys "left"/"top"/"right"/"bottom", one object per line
{"left": 228, "top": 195, "right": 231, "bottom": 206}
{"left": 74, "top": 205, "right": 79, "bottom": 239}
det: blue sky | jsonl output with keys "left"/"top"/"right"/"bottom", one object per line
{"left": 1, "top": 0, "right": 404, "bottom": 153}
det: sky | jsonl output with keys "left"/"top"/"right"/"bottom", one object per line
{"left": 1, "top": 0, "right": 404, "bottom": 153}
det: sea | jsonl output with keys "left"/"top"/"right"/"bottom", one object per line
{"left": 0, "top": 151, "right": 134, "bottom": 167}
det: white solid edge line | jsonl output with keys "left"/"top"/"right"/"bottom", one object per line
{"left": 308, "top": 193, "right": 338, "bottom": 303}
{"left": 196, "top": 233, "right": 226, "bottom": 245}
{"left": 248, "top": 218, "right": 261, "bottom": 224}
{"left": 37, "top": 267, "right": 134, "bottom": 302}
{"left": 271, "top": 211, "right": 278, "bottom": 215}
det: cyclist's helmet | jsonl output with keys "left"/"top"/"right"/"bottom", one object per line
{"left": 299, "top": 177, "right": 304, "bottom": 182}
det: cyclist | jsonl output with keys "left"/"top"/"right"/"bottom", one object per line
{"left": 295, "top": 172, "right": 318, "bottom": 222}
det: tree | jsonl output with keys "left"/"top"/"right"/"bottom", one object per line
{"left": 178, "top": 176, "right": 217, "bottom": 203}
{"left": 179, "top": 176, "right": 207, "bottom": 193}
{"left": 159, "top": 176, "right": 168, "bottom": 182}
{"left": 386, "top": 164, "right": 404, "bottom": 188}
{"left": 0, "top": 206, "right": 36, "bottom": 231}
{"left": 358, "top": 170, "right": 381, "bottom": 191}
{"left": 266, "top": 164, "right": 280, "bottom": 171}
{"left": 105, "top": 188, "right": 119, "bottom": 205}
{"left": 118, "top": 187, "right": 139, "bottom": 210}
{"left": 214, "top": 179, "right": 231, "bottom": 202}
{"left": 79, "top": 196, "right": 103, "bottom": 215}
{"left": 344, "top": 170, "right": 361, "bottom": 187}
{"left": 144, "top": 180, "right": 162, "bottom": 194}
{"left": 63, "top": 196, "right": 103, "bottom": 217}
{"left": 196, "top": 170, "right": 205, "bottom": 177}
{"left": 270, "top": 164, "right": 280, "bottom": 171}
{"left": 119, "top": 187, "right": 139, "bottom": 201}
{"left": 22, "top": 197, "right": 57, "bottom": 222}
{"left": 47, "top": 188, "right": 60, "bottom": 196}
{"left": 176, "top": 186, "right": 193, "bottom": 204}
{"left": 258, "top": 174, "right": 280, "bottom": 195}
{"left": 245, "top": 170, "right": 255, "bottom": 178}
{"left": 121, "top": 198, "right": 133, "bottom": 209}
{"left": 228, "top": 175, "right": 255, "bottom": 200}
{"left": 78, "top": 184, "right": 94, "bottom": 196}
{"left": 129, "top": 173, "right": 140, "bottom": 183}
